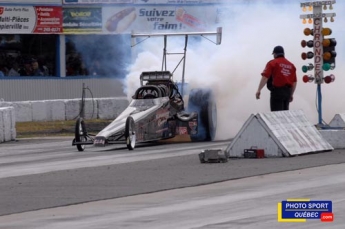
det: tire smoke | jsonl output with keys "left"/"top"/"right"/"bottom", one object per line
{"left": 124, "top": 1, "right": 345, "bottom": 140}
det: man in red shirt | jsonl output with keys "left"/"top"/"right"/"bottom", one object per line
{"left": 256, "top": 46, "right": 297, "bottom": 111}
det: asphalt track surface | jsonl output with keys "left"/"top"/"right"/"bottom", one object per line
{"left": 0, "top": 137, "right": 344, "bottom": 228}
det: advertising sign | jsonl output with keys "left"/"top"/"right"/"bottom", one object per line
{"left": 0, "top": 6, "right": 62, "bottom": 34}
{"left": 63, "top": 0, "right": 133, "bottom": 4}
{"left": 0, "top": 0, "right": 61, "bottom": 4}
{"left": 133, "top": 0, "right": 222, "bottom": 4}
{"left": 34, "top": 6, "right": 63, "bottom": 33}
{"left": 102, "top": 5, "right": 218, "bottom": 33}
{"left": 278, "top": 199, "right": 334, "bottom": 223}
{"left": 63, "top": 0, "right": 220, "bottom": 4}
{"left": 63, "top": 7, "right": 102, "bottom": 33}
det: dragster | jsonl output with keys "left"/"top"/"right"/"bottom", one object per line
{"left": 72, "top": 27, "right": 222, "bottom": 151}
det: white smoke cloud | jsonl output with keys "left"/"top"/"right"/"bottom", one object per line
{"left": 124, "top": 0, "right": 345, "bottom": 140}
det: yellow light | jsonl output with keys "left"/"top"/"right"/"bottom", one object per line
{"left": 331, "top": 17, "right": 334, "bottom": 22}
{"left": 324, "top": 17, "right": 328, "bottom": 23}
{"left": 303, "top": 28, "right": 311, "bottom": 36}
{"left": 323, "top": 52, "right": 331, "bottom": 61}
{"left": 322, "top": 28, "right": 332, "bottom": 36}
{"left": 323, "top": 39, "right": 331, "bottom": 47}
{"left": 302, "top": 18, "right": 306, "bottom": 24}
{"left": 308, "top": 18, "right": 313, "bottom": 24}
{"left": 302, "top": 6, "right": 307, "bottom": 12}
{"left": 308, "top": 5, "right": 313, "bottom": 11}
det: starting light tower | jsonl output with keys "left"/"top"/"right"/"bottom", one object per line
{"left": 300, "top": 0, "right": 337, "bottom": 127}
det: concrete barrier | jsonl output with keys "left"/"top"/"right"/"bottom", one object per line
{"left": 319, "top": 129, "right": 345, "bottom": 149}
{"left": 0, "top": 107, "right": 16, "bottom": 143}
{"left": 0, "top": 97, "right": 129, "bottom": 122}
{"left": 0, "top": 97, "right": 128, "bottom": 143}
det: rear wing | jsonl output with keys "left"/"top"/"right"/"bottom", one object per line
{"left": 131, "top": 27, "right": 222, "bottom": 97}
{"left": 131, "top": 27, "right": 222, "bottom": 46}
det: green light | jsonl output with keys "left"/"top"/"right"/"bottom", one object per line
{"left": 302, "top": 65, "right": 308, "bottom": 73}
{"left": 323, "top": 63, "right": 331, "bottom": 71}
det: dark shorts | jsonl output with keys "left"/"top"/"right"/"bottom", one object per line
{"left": 270, "top": 85, "right": 292, "bottom": 111}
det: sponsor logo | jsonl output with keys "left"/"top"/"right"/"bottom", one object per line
{"left": 70, "top": 11, "right": 92, "bottom": 17}
{"left": 178, "top": 127, "right": 187, "bottom": 135}
{"left": 156, "top": 110, "right": 169, "bottom": 126}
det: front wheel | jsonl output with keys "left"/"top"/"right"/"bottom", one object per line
{"left": 75, "top": 117, "right": 87, "bottom": 151}
{"left": 125, "top": 116, "right": 136, "bottom": 150}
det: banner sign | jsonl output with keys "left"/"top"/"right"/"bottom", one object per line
{"left": 63, "top": 0, "right": 220, "bottom": 4}
{"left": 0, "top": 5, "right": 218, "bottom": 34}
{"left": 102, "top": 5, "right": 218, "bottom": 33}
{"left": 0, "top": 0, "right": 61, "bottom": 4}
{"left": 63, "top": 0, "right": 133, "bottom": 4}
{"left": 0, "top": 6, "right": 62, "bottom": 34}
{"left": 34, "top": 6, "right": 63, "bottom": 33}
{"left": 63, "top": 7, "right": 102, "bottom": 33}
{"left": 133, "top": 0, "right": 222, "bottom": 4}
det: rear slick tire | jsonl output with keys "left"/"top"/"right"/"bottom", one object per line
{"left": 188, "top": 88, "right": 217, "bottom": 142}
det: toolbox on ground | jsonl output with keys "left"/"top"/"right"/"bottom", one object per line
{"left": 243, "top": 147, "right": 265, "bottom": 158}
{"left": 199, "top": 149, "right": 229, "bottom": 163}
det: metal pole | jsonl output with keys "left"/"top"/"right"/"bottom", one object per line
{"left": 162, "top": 35, "right": 167, "bottom": 71}
{"left": 81, "top": 83, "right": 85, "bottom": 119}
{"left": 313, "top": 4, "right": 323, "bottom": 126}
{"left": 317, "top": 84, "right": 322, "bottom": 125}
{"left": 181, "top": 35, "right": 188, "bottom": 97}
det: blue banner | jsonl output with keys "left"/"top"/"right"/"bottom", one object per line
{"left": 282, "top": 200, "right": 332, "bottom": 219}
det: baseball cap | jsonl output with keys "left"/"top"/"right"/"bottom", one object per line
{"left": 272, "top": 46, "right": 284, "bottom": 55}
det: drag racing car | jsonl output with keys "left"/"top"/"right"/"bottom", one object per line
{"left": 73, "top": 71, "right": 217, "bottom": 151}
{"left": 72, "top": 28, "right": 221, "bottom": 151}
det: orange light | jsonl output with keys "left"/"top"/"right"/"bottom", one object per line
{"left": 302, "top": 18, "right": 307, "bottom": 24}
{"left": 323, "top": 52, "right": 331, "bottom": 60}
{"left": 322, "top": 28, "right": 332, "bottom": 36}
{"left": 308, "top": 5, "right": 313, "bottom": 11}
{"left": 304, "top": 28, "right": 312, "bottom": 36}
{"left": 308, "top": 18, "right": 313, "bottom": 24}
{"left": 302, "top": 6, "right": 307, "bottom": 12}
{"left": 323, "top": 38, "right": 337, "bottom": 47}
{"left": 323, "top": 39, "right": 330, "bottom": 47}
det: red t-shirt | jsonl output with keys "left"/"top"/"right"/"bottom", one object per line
{"left": 261, "top": 57, "right": 297, "bottom": 87}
